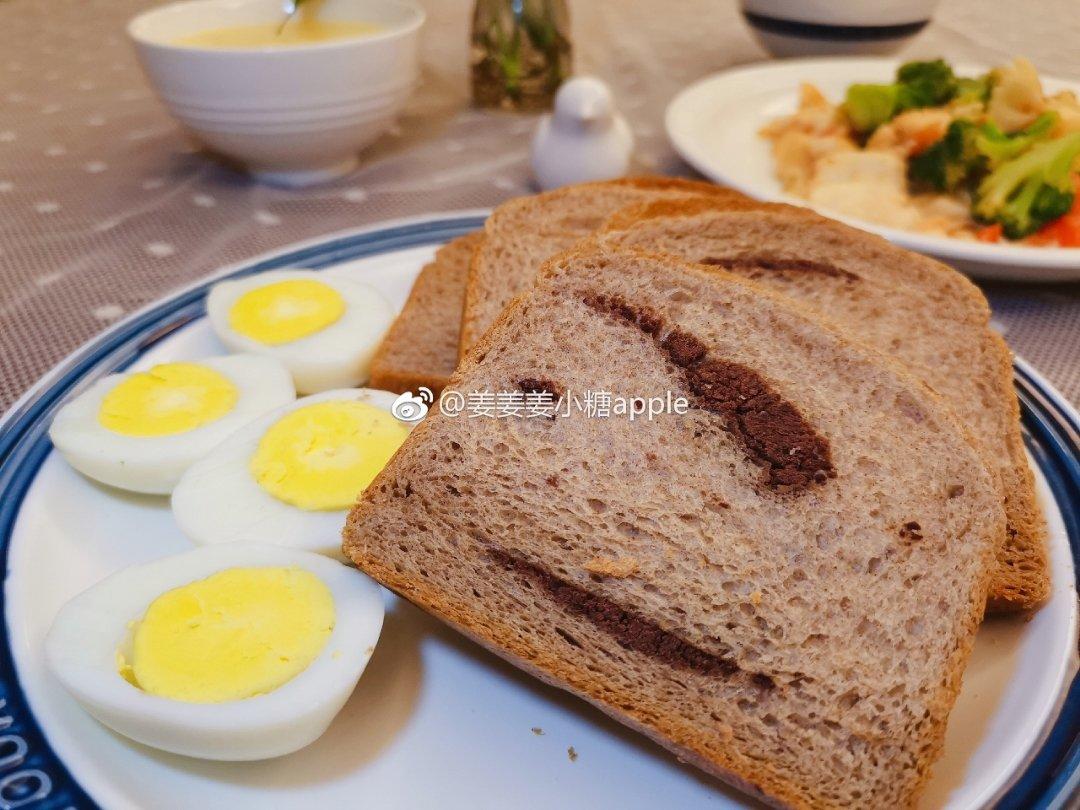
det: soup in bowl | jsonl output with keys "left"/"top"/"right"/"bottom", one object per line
{"left": 128, "top": 0, "right": 424, "bottom": 186}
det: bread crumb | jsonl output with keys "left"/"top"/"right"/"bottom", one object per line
{"left": 584, "top": 557, "right": 639, "bottom": 578}
{"left": 567, "top": 746, "right": 578, "bottom": 762}
{"left": 750, "top": 590, "right": 762, "bottom": 606}
{"left": 531, "top": 727, "right": 544, "bottom": 736}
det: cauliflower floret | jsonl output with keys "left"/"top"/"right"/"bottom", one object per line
{"left": 760, "top": 83, "right": 848, "bottom": 139}
{"left": 771, "top": 131, "right": 856, "bottom": 197}
{"left": 949, "top": 99, "right": 988, "bottom": 122}
{"left": 912, "top": 194, "right": 974, "bottom": 237}
{"left": 866, "top": 108, "right": 952, "bottom": 157}
{"left": 813, "top": 149, "right": 908, "bottom": 188}
{"left": 1046, "top": 90, "right": 1080, "bottom": 135}
{"left": 762, "top": 84, "right": 857, "bottom": 197}
{"left": 987, "top": 57, "right": 1046, "bottom": 133}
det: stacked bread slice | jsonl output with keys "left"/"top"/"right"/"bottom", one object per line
{"left": 459, "top": 176, "right": 748, "bottom": 356}
{"left": 596, "top": 196, "right": 1047, "bottom": 612}
{"left": 369, "top": 232, "right": 482, "bottom": 395}
{"left": 370, "top": 177, "right": 736, "bottom": 394}
{"left": 347, "top": 245, "right": 1003, "bottom": 808}
{"left": 355, "top": 177, "right": 1046, "bottom": 807}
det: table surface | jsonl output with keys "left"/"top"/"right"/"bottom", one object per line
{"left": 1, "top": 0, "right": 1079, "bottom": 412}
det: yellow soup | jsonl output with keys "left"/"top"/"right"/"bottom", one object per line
{"left": 175, "top": 19, "right": 381, "bottom": 49}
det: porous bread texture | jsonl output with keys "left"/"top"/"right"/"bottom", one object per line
{"left": 369, "top": 232, "right": 482, "bottom": 395}
{"left": 596, "top": 196, "right": 1048, "bottom": 613}
{"left": 459, "top": 176, "right": 748, "bottom": 357}
{"left": 345, "top": 245, "right": 1002, "bottom": 809}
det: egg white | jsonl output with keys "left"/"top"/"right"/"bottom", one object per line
{"left": 171, "top": 388, "right": 411, "bottom": 560}
{"left": 48, "top": 354, "right": 296, "bottom": 495}
{"left": 206, "top": 270, "right": 395, "bottom": 394}
{"left": 44, "top": 544, "right": 384, "bottom": 761}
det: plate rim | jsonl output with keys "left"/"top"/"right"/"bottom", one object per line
{"left": 0, "top": 208, "right": 493, "bottom": 437}
{"left": 0, "top": 213, "right": 1076, "bottom": 809}
{"left": 664, "top": 55, "right": 1080, "bottom": 276}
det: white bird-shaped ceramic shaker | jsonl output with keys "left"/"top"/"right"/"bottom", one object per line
{"left": 531, "top": 76, "right": 635, "bottom": 191}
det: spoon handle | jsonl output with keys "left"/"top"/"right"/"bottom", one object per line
{"left": 277, "top": 0, "right": 298, "bottom": 35}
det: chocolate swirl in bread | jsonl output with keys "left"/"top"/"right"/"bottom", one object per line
{"left": 582, "top": 292, "right": 834, "bottom": 492}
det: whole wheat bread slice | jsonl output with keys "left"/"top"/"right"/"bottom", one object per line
{"left": 597, "top": 197, "right": 1047, "bottom": 612}
{"left": 345, "top": 245, "right": 1002, "bottom": 808}
{"left": 458, "top": 176, "right": 749, "bottom": 357}
{"left": 369, "top": 232, "right": 482, "bottom": 395}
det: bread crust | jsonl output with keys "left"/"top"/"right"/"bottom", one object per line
{"left": 459, "top": 177, "right": 750, "bottom": 360}
{"left": 369, "top": 232, "right": 482, "bottom": 396}
{"left": 350, "top": 556, "right": 810, "bottom": 809}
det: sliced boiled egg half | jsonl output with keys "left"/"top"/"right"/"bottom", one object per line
{"left": 45, "top": 544, "right": 384, "bottom": 761}
{"left": 48, "top": 355, "right": 295, "bottom": 494}
{"left": 206, "top": 270, "right": 394, "bottom": 394}
{"left": 172, "top": 389, "right": 412, "bottom": 559}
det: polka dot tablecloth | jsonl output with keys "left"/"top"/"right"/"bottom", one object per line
{"left": 1, "top": 0, "right": 1079, "bottom": 411}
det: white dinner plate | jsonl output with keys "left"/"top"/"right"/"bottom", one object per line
{"left": 665, "top": 57, "right": 1080, "bottom": 282}
{"left": 0, "top": 214, "right": 1077, "bottom": 809}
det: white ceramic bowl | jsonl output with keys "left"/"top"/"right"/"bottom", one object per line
{"left": 128, "top": 0, "right": 424, "bottom": 187}
{"left": 740, "top": 0, "right": 941, "bottom": 57}
{"left": 741, "top": 0, "right": 941, "bottom": 27}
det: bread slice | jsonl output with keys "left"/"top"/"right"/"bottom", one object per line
{"left": 345, "top": 245, "right": 1002, "bottom": 808}
{"left": 369, "top": 232, "right": 482, "bottom": 395}
{"left": 458, "top": 176, "right": 749, "bottom": 357}
{"left": 597, "top": 197, "right": 1048, "bottom": 612}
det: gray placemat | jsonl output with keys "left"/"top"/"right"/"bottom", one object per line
{"left": 1, "top": 0, "right": 1078, "bottom": 410}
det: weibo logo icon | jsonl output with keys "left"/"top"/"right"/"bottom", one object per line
{"left": 390, "top": 387, "right": 434, "bottom": 422}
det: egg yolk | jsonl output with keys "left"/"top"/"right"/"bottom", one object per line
{"left": 228, "top": 279, "right": 345, "bottom": 345}
{"left": 121, "top": 567, "right": 334, "bottom": 703}
{"left": 250, "top": 401, "right": 409, "bottom": 511}
{"left": 98, "top": 363, "right": 238, "bottom": 437}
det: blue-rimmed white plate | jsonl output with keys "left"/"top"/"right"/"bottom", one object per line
{"left": 0, "top": 214, "right": 1077, "bottom": 809}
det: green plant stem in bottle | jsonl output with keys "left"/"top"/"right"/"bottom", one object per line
{"left": 471, "top": 0, "right": 571, "bottom": 111}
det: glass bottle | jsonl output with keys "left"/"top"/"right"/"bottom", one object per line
{"left": 471, "top": 0, "right": 571, "bottom": 112}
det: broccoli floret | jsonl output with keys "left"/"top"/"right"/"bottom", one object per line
{"left": 895, "top": 59, "right": 958, "bottom": 110}
{"left": 975, "top": 111, "right": 1058, "bottom": 166}
{"left": 909, "top": 119, "right": 983, "bottom": 191}
{"left": 844, "top": 83, "right": 900, "bottom": 134}
{"left": 844, "top": 60, "right": 962, "bottom": 134}
{"left": 954, "top": 74, "right": 993, "bottom": 106}
{"left": 912, "top": 112, "right": 1065, "bottom": 199}
{"left": 973, "top": 132, "right": 1080, "bottom": 239}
